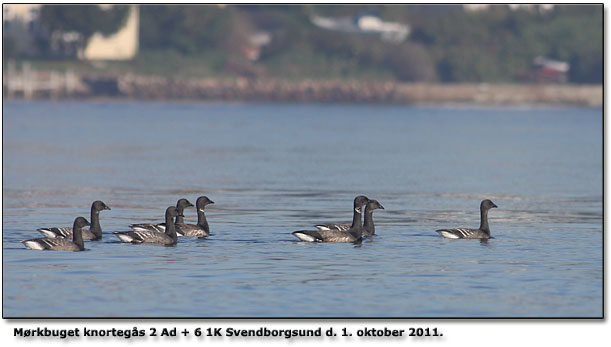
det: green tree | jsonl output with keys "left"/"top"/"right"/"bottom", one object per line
{"left": 139, "top": 5, "right": 236, "bottom": 54}
{"left": 406, "top": 4, "right": 601, "bottom": 83}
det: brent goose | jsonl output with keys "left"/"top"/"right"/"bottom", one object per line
{"left": 37, "top": 200, "right": 111, "bottom": 240}
{"left": 129, "top": 198, "right": 193, "bottom": 234}
{"left": 114, "top": 206, "right": 181, "bottom": 245}
{"left": 314, "top": 195, "right": 369, "bottom": 231}
{"left": 292, "top": 225, "right": 364, "bottom": 243}
{"left": 175, "top": 196, "right": 214, "bottom": 237}
{"left": 23, "top": 217, "right": 90, "bottom": 251}
{"left": 436, "top": 199, "right": 498, "bottom": 239}
{"left": 362, "top": 199, "right": 385, "bottom": 237}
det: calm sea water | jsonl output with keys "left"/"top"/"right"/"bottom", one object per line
{"left": 2, "top": 101, "right": 602, "bottom": 317}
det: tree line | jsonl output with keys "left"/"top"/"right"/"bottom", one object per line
{"left": 3, "top": 4, "right": 602, "bottom": 83}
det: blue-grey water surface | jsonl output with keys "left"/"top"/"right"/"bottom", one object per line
{"left": 2, "top": 101, "right": 602, "bottom": 317}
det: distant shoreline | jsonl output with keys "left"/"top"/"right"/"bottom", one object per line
{"left": 3, "top": 75, "right": 602, "bottom": 107}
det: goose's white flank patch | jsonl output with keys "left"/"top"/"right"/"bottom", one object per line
{"left": 115, "top": 233, "right": 134, "bottom": 242}
{"left": 293, "top": 232, "right": 317, "bottom": 242}
{"left": 23, "top": 240, "right": 46, "bottom": 250}
{"left": 438, "top": 231, "right": 460, "bottom": 239}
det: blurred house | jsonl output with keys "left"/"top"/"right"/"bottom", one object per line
{"left": 462, "top": 4, "right": 491, "bottom": 12}
{"left": 520, "top": 56, "right": 569, "bottom": 83}
{"left": 463, "top": 4, "right": 555, "bottom": 12}
{"left": 311, "top": 11, "right": 409, "bottom": 43}
{"left": 242, "top": 31, "right": 271, "bottom": 61}
{"left": 3, "top": 4, "right": 139, "bottom": 60}
{"left": 507, "top": 4, "right": 555, "bottom": 12}
{"left": 3, "top": 4, "right": 40, "bottom": 24}
{"left": 82, "top": 5, "right": 139, "bottom": 60}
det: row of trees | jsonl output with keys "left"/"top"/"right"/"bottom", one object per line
{"left": 3, "top": 4, "right": 602, "bottom": 83}
{"left": 404, "top": 5, "right": 602, "bottom": 83}
{"left": 257, "top": 4, "right": 601, "bottom": 83}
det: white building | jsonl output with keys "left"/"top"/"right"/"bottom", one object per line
{"left": 311, "top": 12, "right": 409, "bottom": 43}
{"left": 464, "top": 4, "right": 555, "bottom": 12}
{"left": 3, "top": 4, "right": 41, "bottom": 23}
{"left": 82, "top": 5, "right": 139, "bottom": 60}
{"left": 3, "top": 4, "right": 139, "bottom": 60}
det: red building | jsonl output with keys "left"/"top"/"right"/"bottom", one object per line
{"left": 521, "top": 56, "right": 569, "bottom": 83}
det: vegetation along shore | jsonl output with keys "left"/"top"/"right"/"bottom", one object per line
{"left": 3, "top": 4, "right": 601, "bottom": 106}
{"left": 2, "top": 72, "right": 602, "bottom": 107}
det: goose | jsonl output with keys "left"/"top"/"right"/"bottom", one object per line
{"left": 129, "top": 198, "right": 193, "bottom": 233}
{"left": 113, "top": 206, "right": 181, "bottom": 245}
{"left": 37, "top": 200, "right": 110, "bottom": 240}
{"left": 436, "top": 199, "right": 498, "bottom": 239}
{"left": 362, "top": 199, "right": 385, "bottom": 237}
{"left": 23, "top": 217, "right": 90, "bottom": 251}
{"left": 175, "top": 196, "right": 214, "bottom": 237}
{"left": 292, "top": 225, "right": 364, "bottom": 243}
{"left": 314, "top": 195, "right": 369, "bottom": 231}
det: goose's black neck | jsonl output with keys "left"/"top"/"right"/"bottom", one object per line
{"left": 89, "top": 207, "right": 102, "bottom": 240}
{"left": 364, "top": 210, "right": 375, "bottom": 236}
{"left": 350, "top": 208, "right": 362, "bottom": 229}
{"left": 197, "top": 208, "right": 210, "bottom": 234}
{"left": 72, "top": 222, "right": 85, "bottom": 251}
{"left": 175, "top": 206, "right": 185, "bottom": 224}
{"left": 479, "top": 207, "right": 490, "bottom": 234}
{"left": 164, "top": 212, "right": 178, "bottom": 241}
{"left": 348, "top": 226, "right": 363, "bottom": 241}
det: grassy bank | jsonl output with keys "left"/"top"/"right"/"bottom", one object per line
{"left": 4, "top": 50, "right": 396, "bottom": 82}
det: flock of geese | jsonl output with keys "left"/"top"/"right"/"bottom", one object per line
{"left": 20, "top": 195, "right": 498, "bottom": 252}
